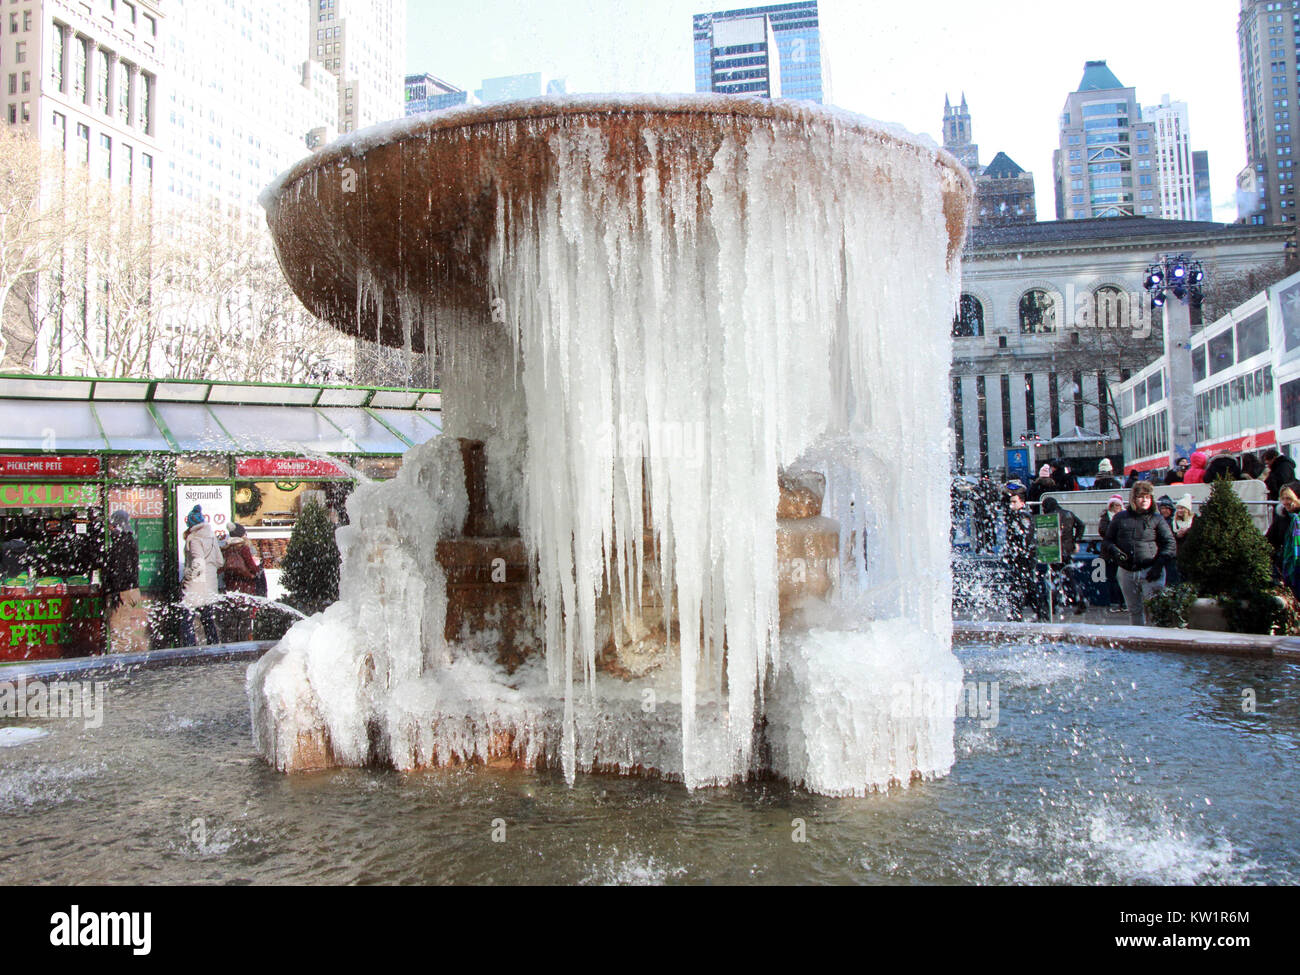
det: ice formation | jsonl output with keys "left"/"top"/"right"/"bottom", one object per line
{"left": 249, "top": 96, "right": 972, "bottom": 795}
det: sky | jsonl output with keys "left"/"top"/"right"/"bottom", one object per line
{"left": 406, "top": 0, "right": 1248, "bottom": 223}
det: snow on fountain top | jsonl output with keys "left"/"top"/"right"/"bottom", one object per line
{"left": 260, "top": 94, "right": 973, "bottom": 350}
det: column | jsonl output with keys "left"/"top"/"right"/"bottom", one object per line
{"left": 84, "top": 40, "right": 99, "bottom": 108}
{"left": 61, "top": 25, "right": 74, "bottom": 95}
{"left": 961, "top": 374, "right": 980, "bottom": 474}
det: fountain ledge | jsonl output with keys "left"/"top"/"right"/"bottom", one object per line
{"left": 955, "top": 621, "right": 1300, "bottom": 660}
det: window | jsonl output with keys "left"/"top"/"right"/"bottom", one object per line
{"left": 50, "top": 110, "right": 65, "bottom": 150}
{"left": 1019, "top": 291, "right": 1057, "bottom": 334}
{"left": 1208, "top": 329, "right": 1235, "bottom": 375}
{"left": 6, "top": 73, "right": 13, "bottom": 95}
{"left": 14, "top": 41, "right": 25, "bottom": 63}
{"left": 1192, "top": 344, "right": 1207, "bottom": 383}
{"left": 1236, "top": 309, "right": 1269, "bottom": 359}
{"left": 74, "top": 37, "right": 87, "bottom": 100}
{"left": 1093, "top": 286, "right": 1125, "bottom": 328}
{"left": 76, "top": 122, "right": 89, "bottom": 165}
{"left": 96, "top": 49, "right": 109, "bottom": 113}
{"left": 117, "top": 61, "right": 129, "bottom": 120}
{"left": 952, "top": 294, "right": 984, "bottom": 337}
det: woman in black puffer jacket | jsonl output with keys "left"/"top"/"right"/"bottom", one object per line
{"left": 1101, "top": 480, "right": 1177, "bottom": 626}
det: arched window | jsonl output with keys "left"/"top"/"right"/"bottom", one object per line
{"left": 1093, "top": 286, "right": 1126, "bottom": 329}
{"left": 1019, "top": 290, "right": 1056, "bottom": 334}
{"left": 952, "top": 294, "right": 984, "bottom": 337}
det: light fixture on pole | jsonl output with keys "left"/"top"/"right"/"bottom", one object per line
{"left": 1144, "top": 254, "right": 1203, "bottom": 310}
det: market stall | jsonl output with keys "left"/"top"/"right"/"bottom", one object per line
{"left": 0, "top": 375, "right": 442, "bottom": 656}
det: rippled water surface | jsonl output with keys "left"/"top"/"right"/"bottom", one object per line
{"left": 2, "top": 643, "right": 1297, "bottom": 885}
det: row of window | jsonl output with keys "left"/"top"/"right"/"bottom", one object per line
{"left": 1122, "top": 410, "right": 1170, "bottom": 462}
{"left": 49, "top": 25, "right": 154, "bottom": 135}
{"left": 952, "top": 287, "right": 1139, "bottom": 337}
{"left": 49, "top": 109, "right": 153, "bottom": 187}
{"left": 1196, "top": 367, "right": 1275, "bottom": 445}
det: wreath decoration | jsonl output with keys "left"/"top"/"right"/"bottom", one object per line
{"left": 233, "top": 483, "right": 262, "bottom": 518}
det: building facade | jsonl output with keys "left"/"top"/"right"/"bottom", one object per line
{"left": 1238, "top": 0, "right": 1300, "bottom": 226}
{"left": 1119, "top": 267, "right": 1300, "bottom": 470}
{"left": 308, "top": 0, "right": 403, "bottom": 135}
{"left": 941, "top": 97, "right": 1036, "bottom": 227}
{"left": 168, "top": 0, "right": 338, "bottom": 217}
{"left": 952, "top": 217, "right": 1292, "bottom": 477}
{"left": 1053, "top": 60, "right": 1158, "bottom": 220}
{"left": 404, "top": 72, "right": 471, "bottom": 115}
{"left": 1141, "top": 94, "right": 1200, "bottom": 221}
{"left": 7, "top": 0, "right": 161, "bottom": 200}
{"left": 693, "top": 2, "right": 824, "bottom": 103}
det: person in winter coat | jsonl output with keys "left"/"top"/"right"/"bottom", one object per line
{"left": 1240, "top": 452, "right": 1266, "bottom": 481}
{"left": 219, "top": 523, "right": 262, "bottom": 641}
{"left": 181, "top": 505, "right": 224, "bottom": 645}
{"left": 1003, "top": 488, "right": 1041, "bottom": 622}
{"left": 1028, "top": 464, "right": 1057, "bottom": 503}
{"left": 1093, "top": 458, "right": 1121, "bottom": 491}
{"left": 104, "top": 509, "right": 143, "bottom": 652}
{"left": 1183, "top": 450, "right": 1209, "bottom": 484}
{"left": 1098, "top": 494, "right": 1126, "bottom": 613}
{"left": 1171, "top": 494, "right": 1195, "bottom": 551}
{"left": 1040, "top": 496, "right": 1087, "bottom": 615}
{"left": 1266, "top": 483, "right": 1300, "bottom": 599}
{"left": 1204, "top": 453, "right": 1242, "bottom": 483}
{"left": 1263, "top": 448, "right": 1298, "bottom": 501}
{"left": 1101, "top": 480, "right": 1178, "bottom": 626}
{"left": 1049, "top": 458, "right": 1080, "bottom": 492}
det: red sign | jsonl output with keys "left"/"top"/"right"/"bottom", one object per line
{"left": 0, "top": 455, "right": 100, "bottom": 477}
{"left": 236, "top": 457, "right": 344, "bottom": 479}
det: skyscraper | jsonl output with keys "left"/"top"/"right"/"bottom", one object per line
{"left": 1141, "top": 95, "right": 1198, "bottom": 221}
{"left": 693, "top": 2, "right": 825, "bottom": 103}
{"left": 1238, "top": 0, "right": 1299, "bottom": 225}
{"left": 1053, "top": 60, "right": 1157, "bottom": 220}
{"left": 309, "top": 0, "right": 404, "bottom": 135}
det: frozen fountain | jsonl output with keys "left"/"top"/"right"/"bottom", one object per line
{"left": 247, "top": 95, "right": 973, "bottom": 795}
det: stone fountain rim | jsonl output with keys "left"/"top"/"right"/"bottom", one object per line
{"left": 259, "top": 92, "right": 975, "bottom": 211}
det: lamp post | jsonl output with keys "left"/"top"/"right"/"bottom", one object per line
{"left": 1143, "top": 254, "right": 1203, "bottom": 469}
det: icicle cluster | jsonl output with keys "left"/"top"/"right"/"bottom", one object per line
{"left": 485, "top": 110, "right": 963, "bottom": 787}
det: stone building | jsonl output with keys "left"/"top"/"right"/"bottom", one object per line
{"left": 942, "top": 96, "right": 1036, "bottom": 226}
{"left": 951, "top": 216, "right": 1292, "bottom": 476}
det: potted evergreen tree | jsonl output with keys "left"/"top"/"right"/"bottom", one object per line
{"left": 279, "top": 499, "right": 341, "bottom": 616}
{"left": 1170, "top": 478, "right": 1291, "bottom": 633}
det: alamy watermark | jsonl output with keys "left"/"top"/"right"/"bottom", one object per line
{"left": 0, "top": 677, "right": 106, "bottom": 729}
{"left": 890, "top": 678, "right": 1000, "bottom": 729}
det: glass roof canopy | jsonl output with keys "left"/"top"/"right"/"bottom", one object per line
{"left": 0, "top": 375, "right": 442, "bottom": 455}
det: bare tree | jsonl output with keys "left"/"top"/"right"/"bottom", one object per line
{"left": 0, "top": 129, "right": 97, "bottom": 369}
{"left": 1197, "top": 258, "right": 1295, "bottom": 325}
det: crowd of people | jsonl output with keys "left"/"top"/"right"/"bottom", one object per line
{"left": 996, "top": 449, "right": 1300, "bottom": 626}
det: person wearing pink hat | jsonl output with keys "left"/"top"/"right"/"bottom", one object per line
{"left": 1028, "top": 463, "right": 1056, "bottom": 503}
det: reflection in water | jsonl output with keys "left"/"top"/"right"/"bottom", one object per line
{"left": 1, "top": 643, "right": 1297, "bottom": 884}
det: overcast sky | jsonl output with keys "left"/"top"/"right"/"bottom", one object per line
{"left": 407, "top": 0, "right": 1248, "bottom": 223}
